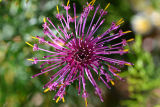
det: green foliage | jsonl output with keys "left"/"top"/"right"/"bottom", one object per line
{"left": 121, "top": 35, "right": 160, "bottom": 107}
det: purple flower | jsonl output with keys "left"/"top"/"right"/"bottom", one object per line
{"left": 26, "top": 0, "right": 133, "bottom": 106}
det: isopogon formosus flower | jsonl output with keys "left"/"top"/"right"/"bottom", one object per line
{"left": 26, "top": 0, "right": 133, "bottom": 106}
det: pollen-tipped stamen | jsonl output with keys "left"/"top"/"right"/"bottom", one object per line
{"left": 27, "top": 58, "right": 34, "bottom": 61}
{"left": 44, "top": 88, "right": 50, "bottom": 93}
{"left": 57, "top": 5, "right": 59, "bottom": 14}
{"left": 125, "top": 63, "right": 132, "bottom": 66}
{"left": 43, "top": 17, "right": 46, "bottom": 23}
{"left": 104, "top": 3, "right": 110, "bottom": 11}
{"left": 110, "top": 80, "right": 115, "bottom": 86}
{"left": 88, "top": 0, "right": 96, "bottom": 6}
{"left": 127, "top": 38, "right": 134, "bottom": 42}
{"left": 32, "top": 36, "right": 39, "bottom": 40}
{"left": 85, "top": 98, "right": 88, "bottom": 107}
{"left": 123, "top": 49, "right": 129, "bottom": 52}
{"left": 123, "top": 30, "right": 132, "bottom": 34}
{"left": 56, "top": 96, "right": 60, "bottom": 103}
{"left": 67, "top": 0, "right": 70, "bottom": 6}
{"left": 25, "top": 42, "right": 33, "bottom": 47}
{"left": 62, "top": 97, "right": 65, "bottom": 102}
{"left": 116, "top": 18, "right": 124, "bottom": 26}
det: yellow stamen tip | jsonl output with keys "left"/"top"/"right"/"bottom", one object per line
{"left": 56, "top": 5, "right": 59, "bottom": 14}
{"left": 56, "top": 96, "right": 60, "bottom": 103}
{"left": 44, "top": 88, "right": 50, "bottom": 93}
{"left": 27, "top": 59, "right": 34, "bottom": 61}
{"left": 125, "top": 63, "right": 132, "bottom": 66}
{"left": 91, "top": 0, "right": 96, "bottom": 5}
{"left": 123, "top": 31, "right": 132, "bottom": 34}
{"left": 110, "top": 80, "right": 115, "bottom": 86}
{"left": 118, "top": 21, "right": 124, "bottom": 25}
{"left": 32, "top": 36, "right": 39, "bottom": 40}
{"left": 88, "top": 0, "right": 93, "bottom": 5}
{"left": 118, "top": 18, "right": 123, "bottom": 22}
{"left": 62, "top": 97, "right": 65, "bottom": 103}
{"left": 124, "top": 49, "right": 129, "bottom": 52}
{"left": 25, "top": 42, "right": 33, "bottom": 47}
{"left": 88, "top": 0, "right": 96, "bottom": 6}
{"left": 43, "top": 17, "right": 46, "bottom": 23}
{"left": 104, "top": 3, "right": 110, "bottom": 11}
{"left": 116, "top": 18, "right": 124, "bottom": 25}
{"left": 67, "top": 0, "right": 70, "bottom": 6}
{"left": 127, "top": 38, "right": 134, "bottom": 42}
{"left": 85, "top": 98, "right": 88, "bottom": 107}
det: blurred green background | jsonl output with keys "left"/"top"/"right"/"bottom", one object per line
{"left": 0, "top": 0, "right": 160, "bottom": 107}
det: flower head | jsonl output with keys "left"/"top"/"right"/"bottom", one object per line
{"left": 27, "top": 0, "right": 133, "bottom": 106}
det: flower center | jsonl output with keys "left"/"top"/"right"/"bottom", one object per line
{"left": 73, "top": 41, "right": 94, "bottom": 64}
{"left": 75, "top": 49, "right": 89, "bottom": 62}
{"left": 78, "top": 53, "right": 85, "bottom": 60}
